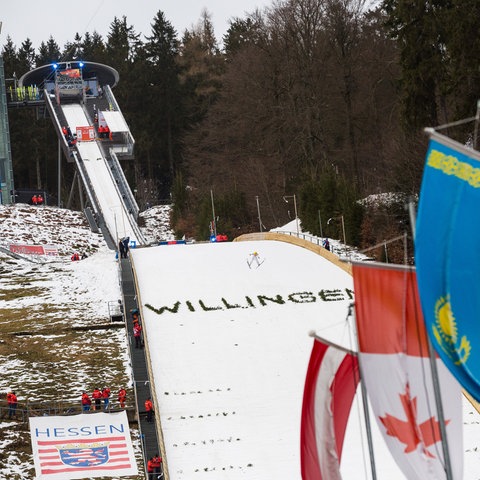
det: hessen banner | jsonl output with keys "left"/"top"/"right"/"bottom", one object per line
{"left": 29, "top": 411, "right": 138, "bottom": 479}
{"left": 9, "top": 244, "right": 58, "bottom": 256}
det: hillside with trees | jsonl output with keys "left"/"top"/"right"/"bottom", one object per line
{"left": 3, "top": 0, "right": 480, "bottom": 263}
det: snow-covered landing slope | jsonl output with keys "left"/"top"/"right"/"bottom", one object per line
{"left": 131, "top": 240, "right": 409, "bottom": 479}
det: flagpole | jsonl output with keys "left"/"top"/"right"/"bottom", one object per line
{"left": 409, "top": 197, "right": 454, "bottom": 480}
{"left": 472, "top": 99, "right": 480, "bottom": 150}
{"left": 347, "top": 307, "right": 378, "bottom": 480}
{"left": 358, "top": 366, "right": 377, "bottom": 480}
{"left": 309, "top": 332, "right": 356, "bottom": 355}
{"left": 310, "top": 331, "right": 378, "bottom": 480}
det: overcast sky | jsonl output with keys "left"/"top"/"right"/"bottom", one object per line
{"left": 1, "top": 0, "right": 272, "bottom": 52}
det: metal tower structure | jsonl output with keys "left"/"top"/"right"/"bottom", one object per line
{"left": 0, "top": 56, "right": 14, "bottom": 204}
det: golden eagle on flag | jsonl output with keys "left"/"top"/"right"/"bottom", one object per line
{"left": 415, "top": 131, "right": 480, "bottom": 401}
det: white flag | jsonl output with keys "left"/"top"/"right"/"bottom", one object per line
{"left": 29, "top": 411, "right": 138, "bottom": 479}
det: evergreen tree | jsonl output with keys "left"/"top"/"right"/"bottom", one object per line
{"left": 36, "top": 37, "right": 61, "bottom": 66}
{"left": 1, "top": 36, "right": 19, "bottom": 79}
{"left": 381, "top": 0, "right": 449, "bottom": 131}
{"left": 106, "top": 17, "right": 141, "bottom": 64}
{"left": 17, "top": 38, "right": 36, "bottom": 74}
{"left": 62, "top": 33, "right": 83, "bottom": 60}
{"left": 178, "top": 10, "right": 224, "bottom": 125}
{"left": 298, "top": 162, "right": 363, "bottom": 246}
{"left": 299, "top": 166, "right": 338, "bottom": 237}
{"left": 215, "top": 191, "right": 250, "bottom": 237}
{"left": 443, "top": 0, "right": 480, "bottom": 120}
{"left": 144, "top": 10, "right": 183, "bottom": 187}
{"left": 223, "top": 16, "right": 263, "bottom": 58}
{"left": 78, "top": 31, "right": 106, "bottom": 61}
{"left": 89, "top": 31, "right": 107, "bottom": 63}
{"left": 104, "top": 16, "right": 146, "bottom": 193}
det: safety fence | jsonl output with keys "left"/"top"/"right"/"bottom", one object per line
{"left": 0, "top": 398, "right": 135, "bottom": 424}
{"left": 274, "top": 229, "right": 356, "bottom": 257}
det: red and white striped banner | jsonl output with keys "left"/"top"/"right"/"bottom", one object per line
{"left": 301, "top": 337, "right": 359, "bottom": 480}
{"left": 9, "top": 244, "right": 58, "bottom": 256}
{"left": 29, "top": 411, "right": 138, "bottom": 479}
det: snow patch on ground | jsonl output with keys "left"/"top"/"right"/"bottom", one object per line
{"left": 0, "top": 203, "right": 173, "bottom": 479}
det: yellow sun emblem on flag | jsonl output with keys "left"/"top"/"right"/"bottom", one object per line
{"left": 433, "top": 295, "right": 471, "bottom": 365}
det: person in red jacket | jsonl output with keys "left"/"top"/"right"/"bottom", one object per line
{"left": 92, "top": 387, "right": 102, "bottom": 411}
{"left": 102, "top": 387, "right": 111, "bottom": 411}
{"left": 118, "top": 387, "right": 126, "bottom": 408}
{"left": 152, "top": 453, "right": 162, "bottom": 475}
{"left": 145, "top": 397, "right": 153, "bottom": 423}
{"left": 81, "top": 391, "right": 91, "bottom": 412}
{"left": 133, "top": 322, "right": 142, "bottom": 349}
{"left": 147, "top": 458, "right": 155, "bottom": 478}
{"left": 37, "top": 194, "right": 44, "bottom": 205}
{"left": 7, "top": 390, "right": 18, "bottom": 418}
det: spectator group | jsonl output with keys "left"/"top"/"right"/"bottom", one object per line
{"left": 81, "top": 386, "right": 127, "bottom": 412}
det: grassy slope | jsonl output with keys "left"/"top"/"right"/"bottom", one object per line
{"left": 0, "top": 204, "right": 146, "bottom": 479}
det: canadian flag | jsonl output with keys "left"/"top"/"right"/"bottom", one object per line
{"left": 352, "top": 262, "right": 463, "bottom": 480}
{"left": 301, "top": 336, "right": 359, "bottom": 480}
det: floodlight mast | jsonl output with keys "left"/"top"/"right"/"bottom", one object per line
{"left": 256, "top": 196, "right": 263, "bottom": 232}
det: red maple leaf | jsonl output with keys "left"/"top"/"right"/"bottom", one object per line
{"left": 379, "top": 383, "right": 449, "bottom": 457}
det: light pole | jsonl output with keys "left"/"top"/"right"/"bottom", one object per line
{"left": 256, "top": 196, "right": 263, "bottom": 232}
{"left": 58, "top": 139, "right": 62, "bottom": 207}
{"left": 283, "top": 194, "right": 299, "bottom": 236}
{"left": 318, "top": 210, "right": 324, "bottom": 240}
{"left": 210, "top": 189, "right": 217, "bottom": 237}
{"left": 110, "top": 207, "right": 119, "bottom": 246}
{"left": 120, "top": 205, "right": 126, "bottom": 239}
{"left": 327, "top": 215, "right": 346, "bottom": 247}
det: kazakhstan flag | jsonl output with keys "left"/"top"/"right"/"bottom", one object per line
{"left": 416, "top": 132, "right": 480, "bottom": 401}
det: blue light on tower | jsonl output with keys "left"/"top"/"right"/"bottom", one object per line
{"left": 79, "top": 62, "right": 84, "bottom": 68}
{"left": 52, "top": 63, "right": 58, "bottom": 70}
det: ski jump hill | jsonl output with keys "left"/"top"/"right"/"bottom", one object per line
{"left": 18, "top": 61, "right": 146, "bottom": 249}
{"left": 130, "top": 233, "right": 410, "bottom": 479}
